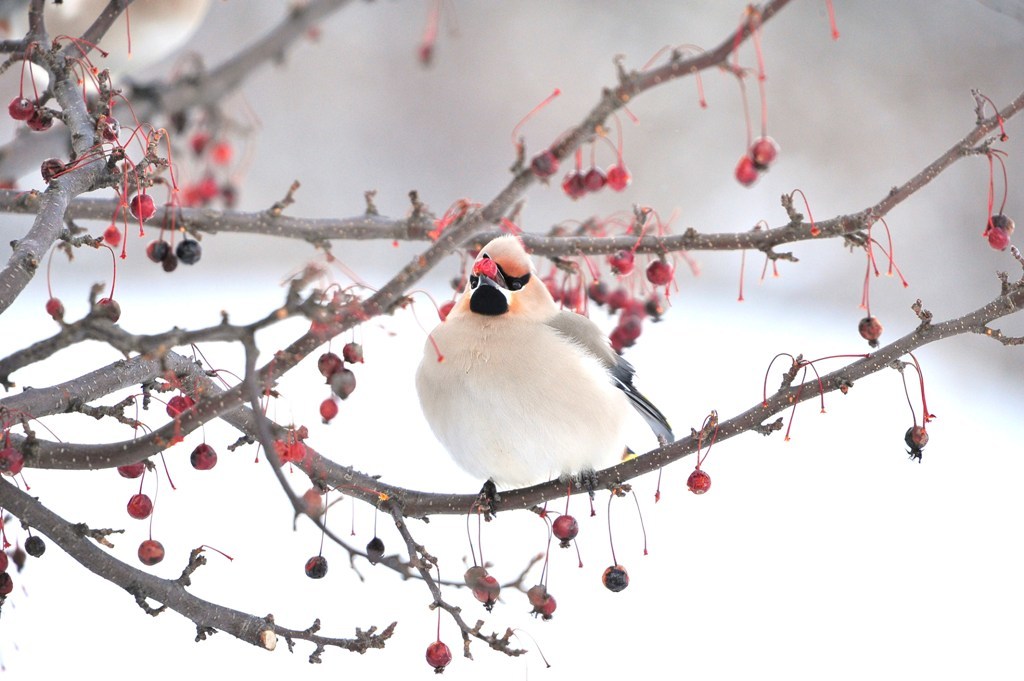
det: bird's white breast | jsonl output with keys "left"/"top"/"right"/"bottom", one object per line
{"left": 416, "top": 315, "right": 628, "bottom": 487}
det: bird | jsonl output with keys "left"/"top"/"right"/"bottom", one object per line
{"left": 416, "top": 234, "right": 673, "bottom": 490}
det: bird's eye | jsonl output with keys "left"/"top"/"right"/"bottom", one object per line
{"left": 506, "top": 273, "right": 530, "bottom": 291}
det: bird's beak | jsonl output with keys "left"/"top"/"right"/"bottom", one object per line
{"left": 469, "top": 274, "right": 511, "bottom": 315}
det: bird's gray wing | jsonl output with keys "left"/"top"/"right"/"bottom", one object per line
{"left": 546, "top": 311, "right": 674, "bottom": 444}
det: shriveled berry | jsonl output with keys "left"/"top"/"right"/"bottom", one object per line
{"left": 0, "top": 447, "right": 25, "bottom": 476}
{"left": 646, "top": 259, "right": 674, "bottom": 286}
{"left": 749, "top": 136, "right": 779, "bottom": 169}
{"left": 26, "top": 110, "right": 52, "bottom": 131}
{"left": 561, "top": 171, "right": 586, "bottom": 199}
{"left": 8, "top": 97, "right": 34, "bottom": 121}
{"left": 127, "top": 493, "right": 154, "bottom": 519}
{"left": 45, "top": 297, "right": 64, "bottom": 321}
{"left": 735, "top": 155, "right": 759, "bottom": 186}
{"left": 40, "top": 158, "right": 64, "bottom": 182}
{"left": 583, "top": 166, "right": 607, "bottom": 192}
{"left": 602, "top": 564, "right": 629, "bottom": 592}
{"left": 166, "top": 395, "right": 195, "bottom": 417}
{"left": 99, "top": 116, "right": 120, "bottom": 142}
{"left": 138, "top": 538, "right": 165, "bottom": 566}
{"left": 330, "top": 367, "right": 356, "bottom": 400}
{"left": 24, "top": 535, "right": 45, "bottom": 557}
{"left": 366, "top": 536, "right": 385, "bottom": 565}
{"left": 588, "top": 280, "right": 609, "bottom": 305}
{"left": 176, "top": 239, "right": 202, "bottom": 265}
{"left": 606, "top": 287, "right": 630, "bottom": 311}
{"left": 687, "top": 468, "right": 711, "bottom": 494}
{"left": 464, "top": 566, "right": 488, "bottom": 590}
{"left": 319, "top": 397, "right": 339, "bottom": 423}
{"left": 608, "top": 250, "right": 635, "bottom": 276}
{"left": 128, "top": 194, "right": 156, "bottom": 221}
{"left": 96, "top": 297, "right": 121, "bottom": 322}
{"left": 301, "top": 488, "right": 325, "bottom": 516}
{"left": 342, "top": 342, "right": 364, "bottom": 364}
{"left": 161, "top": 254, "right": 179, "bottom": 272}
{"left": 905, "top": 425, "right": 929, "bottom": 449}
{"left": 304, "top": 555, "right": 328, "bottom": 578}
{"left": 190, "top": 443, "right": 217, "bottom": 470}
{"left": 527, "top": 584, "right": 557, "bottom": 619}
{"left": 117, "top": 461, "right": 146, "bottom": 478}
{"left": 317, "top": 352, "right": 343, "bottom": 379}
{"left": 146, "top": 240, "right": 170, "bottom": 263}
{"left": 425, "top": 640, "right": 452, "bottom": 672}
{"left": 858, "top": 316, "right": 883, "bottom": 348}
{"left": 530, "top": 150, "right": 559, "bottom": 178}
{"left": 0, "top": 572, "right": 12, "bottom": 595}
{"left": 552, "top": 514, "right": 579, "bottom": 548}
{"left": 274, "top": 438, "right": 306, "bottom": 464}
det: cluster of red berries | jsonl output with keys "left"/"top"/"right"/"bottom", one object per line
{"left": 120, "top": 458, "right": 166, "bottom": 566}
{"left": 145, "top": 237, "right": 202, "bottom": 272}
{"left": 560, "top": 161, "right": 631, "bottom": 199}
{"left": 586, "top": 280, "right": 664, "bottom": 353}
{"left": 984, "top": 214, "right": 1015, "bottom": 251}
{"left": 0, "top": 446, "right": 25, "bottom": 476}
{"left": 180, "top": 133, "right": 237, "bottom": 208}
{"left": 8, "top": 96, "right": 54, "bottom": 132}
{"left": 735, "top": 136, "right": 779, "bottom": 186}
{"left": 317, "top": 343, "right": 363, "bottom": 423}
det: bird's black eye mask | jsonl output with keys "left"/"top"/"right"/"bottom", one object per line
{"left": 469, "top": 254, "right": 531, "bottom": 292}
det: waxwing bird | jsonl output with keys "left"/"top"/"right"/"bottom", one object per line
{"left": 416, "top": 235, "right": 673, "bottom": 489}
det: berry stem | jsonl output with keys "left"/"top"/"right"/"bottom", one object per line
{"left": 606, "top": 493, "right": 618, "bottom": 566}
{"left": 509, "top": 88, "right": 561, "bottom": 149}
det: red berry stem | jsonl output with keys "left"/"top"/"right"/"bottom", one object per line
{"left": 825, "top": 0, "right": 840, "bottom": 40}
{"left": 629, "top": 489, "right": 649, "bottom": 556}
{"left": 906, "top": 351, "right": 935, "bottom": 424}
{"left": 464, "top": 504, "right": 478, "bottom": 567}
{"left": 510, "top": 88, "right": 561, "bottom": 150}
{"left": 789, "top": 189, "right": 820, "bottom": 237}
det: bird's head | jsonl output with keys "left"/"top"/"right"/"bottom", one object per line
{"left": 451, "top": 235, "right": 557, "bottom": 321}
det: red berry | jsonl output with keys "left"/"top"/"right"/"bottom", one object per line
{"left": 210, "top": 140, "right": 233, "bottom": 166}
{"left": 190, "top": 443, "right": 217, "bottom": 470}
{"left": 103, "top": 224, "right": 122, "bottom": 248}
{"left": 304, "top": 555, "right": 328, "bottom": 578}
{"left": 583, "top": 166, "right": 607, "bottom": 192}
{"left": 552, "top": 514, "right": 579, "bottom": 548}
{"left": 602, "top": 564, "right": 629, "bottom": 592}
{"left": 425, "top": 640, "right": 452, "bottom": 672}
{"left": 146, "top": 240, "right": 171, "bottom": 263}
{"left": 319, "top": 397, "right": 339, "bottom": 423}
{"left": 473, "top": 574, "right": 500, "bottom": 611}
{"left": 606, "top": 164, "right": 632, "bottom": 191}
{"left": 687, "top": 468, "right": 711, "bottom": 495}
{"left": 646, "top": 259, "right": 674, "bottom": 286}
{"left": 342, "top": 342, "right": 364, "bottom": 364}
{"left": 735, "top": 155, "right": 759, "bottom": 186}
{"left": 0, "top": 552, "right": 8, "bottom": 572}
{"left": 162, "top": 254, "right": 179, "bottom": 272}
{"left": 138, "top": 539, "right": 165, "bottom": 566}
{"left": 97, "top": 297, "right": 121, "bottom": 322}
{"left": 749, "top": 136, "right": 779, "bottom": 169}
{"left": 26, "top": 110, "right": 52, "bottom": 131}
{"left": 561, "top": 171, "right": 587, "bottom": 199}
{"left": 645, "top": 294, "right": 665, "bottom": 320}
{"left": 127, "top": 493, "right": 154, "bottom": 519}
{"left": 986, "top": 214, "right": 1015, "bottom": 251}
{"left": 40, "top": 158, "right": 64, "bottom": 182}
{"left": 317, "top": 352, "right": 343, "bottom": 379}
{"left": 128, "top": 194, "right": 156, "bottom": 221}
{"left": 366, "top": 536, "right": 385, "bottom": 565}
{"left": 588, "top": 280, "right": 609, "bottom": 305}
{"left": 473, "top": 256, "right": 499, "bottom": 280}
{"left": 438, "top": 300, "right": 455, "bottom": 321}
{"left": 610, "top": 315, "right": 643, "bottom": 353}
{"left": 858, "top": 316, "right": 883, "bottom": 348}
{"left": 45, "top": 297, "right": 64, "bottom": 321}
{"left": 190, "top": 132, "right": 210, "bottom": 155}
{"left": 0, "top": 572, "right": 12, "bottom": 595}
{"left": 606, "top": 287, "right": 630, "bottom": 311}
{"left": 99, "top": 116, "right": 120, "bottom": 142}
{"left": 527, "top": 585, "right": 557, "bottom": 620}
{"left": 8, "top": 97, "right": 34, "bottom": 121}
{"left": 608, "top": 249, "right": 635, "bottom": 276}
{"left": 0, "top": 447, "right": 24, "bottom": 476}
{"left": 301, "top": 488, "right": 325, "bottom": 516}
{"left": 330, "top": 367, "right": 356, "bottom": 400}
{"left": 117, "top": 461, "right": 146, "bottom": 478}
{"left": 274, "top": 438, "right": 307, "bottom": 464}
{"left": 166, "top": 394, "right": 195, "bottom": 417}
{"left": 530, "top": 150, "right": 559, "bottom": 178}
